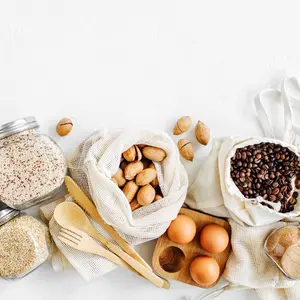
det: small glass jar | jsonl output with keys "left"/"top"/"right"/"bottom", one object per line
{"left": 0, "top": 117, "right": 67, "bottom": 210}
{"left": 0, "top": 202, "right": 52, "bottom": 279}
{"left": 264, "top": 225, "right": 300, "bottom": 280}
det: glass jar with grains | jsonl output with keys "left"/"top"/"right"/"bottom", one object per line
{"left": 0, "top": 202, "right": 52, "bottom": 279}
{"left": 0, "top": 117, "right": 67, "bottom": 210}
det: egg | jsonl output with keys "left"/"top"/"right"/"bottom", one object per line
{"left": 190, "top": 256, "right": 220, "bottom": 285}
{"left": 167, "top": 214, "right": 196, "bottom": 244}
{"left": 200, "top": 223, "right": 229, "bottom": 254}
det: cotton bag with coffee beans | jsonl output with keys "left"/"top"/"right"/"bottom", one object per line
{"left": 187, "top": 77, "right": 300, "bottom": 226}
{"left": 68, "top": 129, "right": 188, "bottom": 244}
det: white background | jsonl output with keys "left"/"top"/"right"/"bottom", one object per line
{"left": 1, "top": 0, "right": 300, "bottom": 299}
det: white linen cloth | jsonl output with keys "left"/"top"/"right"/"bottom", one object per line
{"left": 187, "top": 77, "right": 300, "bottom": 300}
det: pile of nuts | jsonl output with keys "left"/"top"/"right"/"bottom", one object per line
{"left": 231, "top": 142, "right": 300, "bottom": 213}
{"left": 112, "top": 145, "right": 167, "bottom": 211}
{"left": 173, "top": 116, "right": 210, "bottom": 161}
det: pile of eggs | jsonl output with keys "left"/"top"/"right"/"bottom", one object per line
{"left": 167, "top": 214, "right": 229, "bottom": 286}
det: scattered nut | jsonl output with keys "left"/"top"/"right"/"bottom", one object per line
{"left": 123, "top": 146, "right": 136, "bottom": 162}
{"left": 178, "top": 139, "right": 194, "bottom": 161}
{"left": 136, "top": 168, "right": 157, "bottom": 186}
{"left": 195, "top": 120, "right": 210, "bottom": 145}
{"left": 130, "top": 199, "right": 141, "bottom": 211}
{"left": 56, "top": 118, "right": 73, "bottom": 136}
{"left": 124, "top": 161, "right": 144, "bottom": 180}
{"left": 112, "top": 168, "right": 127, "bottom": 187}
{"left": 122, "top": 181, "right": 139, "bottom": 202}
{"left": 137, "top": 184, "right": 156, "bottom": 206}
{"left": 173, "top": 116, "right": 192, "bottom": 135}
{"left": 142, "top": 146, "right": 167, "bottom": 162}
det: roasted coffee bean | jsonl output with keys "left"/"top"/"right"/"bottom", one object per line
{"left": 293, "top": 191, "right": 299, "bottom": 199}
{"left": 231, "top": 142, "right": 300, "bottom": 214}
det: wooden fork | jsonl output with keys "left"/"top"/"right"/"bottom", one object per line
{"left": 58, "top": 227, "right": 137, "bottom": 274}
{"left": 58, "top": 226, "right": 169, "bottom": 289}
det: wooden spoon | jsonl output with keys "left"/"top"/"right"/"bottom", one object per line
{"left": 53, "top": 202, "right": 169, "bottom": 289}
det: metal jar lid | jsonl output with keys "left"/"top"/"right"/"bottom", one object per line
{"left": 0, "top": 202, "right": 20, "bottom": 226}
{"left": 0, "top": 116, "right": 39, "bottom": 139}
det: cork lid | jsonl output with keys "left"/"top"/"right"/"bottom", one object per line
{"left": 0, "top": 202, "right": 20, "bottom": 226}
{"left": 0, "top": 117, "right": 39, "bottom": 139}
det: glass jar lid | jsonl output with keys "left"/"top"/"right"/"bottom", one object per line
{"left": 0, "top": 117, "right": 39, "bottom": 139}
{"left": 0, "top": 202, "right": 20, "bottom": 226}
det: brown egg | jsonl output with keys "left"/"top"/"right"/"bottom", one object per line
{"left": 190, "top": 256, "right": 220, "bottom": 285}
{"left": 200, "top": 223, "right": 229, "bottom": 254}
{"left": 167, "top": 214, "right": 196, "bottom": 244}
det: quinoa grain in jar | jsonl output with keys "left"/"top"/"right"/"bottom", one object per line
{"left": 0, "top": 117, "right": 67, "bottom": 209}
{"left": 0, "top": 203, "right": 52, "bottom": 279}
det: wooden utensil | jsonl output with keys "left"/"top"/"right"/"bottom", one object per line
{"left": 58, "top": 227, "right": 137, "bottom": 272}
{"left": 54, "top": 201, "right": 170, "bottom": 289}
{"left": 152, "top": 208, "right": 231, "bottom": 289}
{"left": 64, "top": 176, "right": 151, "bottom": 271}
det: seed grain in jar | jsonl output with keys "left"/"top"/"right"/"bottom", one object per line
{"left": 0, "top": 117, "right": 67, "bottom": 209}
{"left": 0, "top": 214, "right": 52, "bottom": 279}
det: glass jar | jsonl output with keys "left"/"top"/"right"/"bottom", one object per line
{"left": 0, "top": 117, "right": 67, "bottom": 210}
{"left": 0, "top": 202, "right": 52, "bottom": 279}
{"left": 264, "top": 225, "right": 300, "bottom": 280}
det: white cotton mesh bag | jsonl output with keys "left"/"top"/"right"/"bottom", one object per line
{"left": 68, "top": 128, "right": 188, "bottom": 245}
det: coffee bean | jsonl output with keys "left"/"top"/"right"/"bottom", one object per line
{"left": 231, "top": 142, "right": 300, "bottom": 213}
{"left": 272, "top": 188, "right": 280, "bottom": 195}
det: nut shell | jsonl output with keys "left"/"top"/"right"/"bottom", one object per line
{"left": 178, "top": 139, "right": 194, "bottom": 161}
{"left": 149, "top": 163, "right": 159, "bottom": 187}
{"left": 142, "top": 146, "right": 166, "bottom": 162}
{"left": 123, "top": 146, "right": 136, "bottom": 162}
{"left": 154, "top": 194, "right": 163, "bottom": 201}
{"left": 135, "top": 145, "right": 143, "bottom": 161}
{"left": 136, "top": 168, "right": 157, "bottom": 186}
{"left": 112, "top": 168, "right": 127, "bottom": 187}
{"left": 56, "top": 118, "right": 73, "bottom": 136}
{"left": 137, "top": 184, "right": 155, "bottom": 206}
{"left": 195, "top": 120, "right": 210, "bottom": 145}
{"left": 173, "top": 116, "right": 192, "bottom": 135}
{"left": 122, "top": 181, "right": 139, "bottom": 202}
{"left": 130, "top": 199, "right": 141, "bottom": 211}
{"left": 124, "top": 161, "right": 144, "bottom": 180}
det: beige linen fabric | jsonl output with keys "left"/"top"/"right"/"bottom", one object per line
{"left": 193, "top": 220, "right": 300, "bottom": 300}
{"left": 224, "top": 220, "right": 300, "bottom": 300}
{"left": 40, "top": 194, "right": 120, "bottom": 281}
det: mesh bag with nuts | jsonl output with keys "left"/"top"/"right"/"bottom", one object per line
{"left": 68, "top": 129, "right": 188, "bottom": 244}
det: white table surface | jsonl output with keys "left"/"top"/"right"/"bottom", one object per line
{"left": 1, "top": 1, "right": 300, "bottom": 299}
